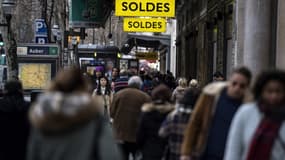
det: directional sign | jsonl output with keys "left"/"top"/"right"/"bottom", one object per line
{"left": 17, "top": 45, "right": 58, "bottom": 56}
{"left": 124, "top": 18, "right": 166, "bottom": 32}
{"left": 115, "top": 0, "right": 175, "bottom": 17}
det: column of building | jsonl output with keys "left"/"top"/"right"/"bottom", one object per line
{"left": 276, "top": 0, "right": 285, "bottom": 69}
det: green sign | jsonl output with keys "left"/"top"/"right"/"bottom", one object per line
{"left": 69, "top": 0, "right": 110, "bottom": 28}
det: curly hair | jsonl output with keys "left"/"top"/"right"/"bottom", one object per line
{"left": 253, "top": 70, "right": 285, "bottom": 100}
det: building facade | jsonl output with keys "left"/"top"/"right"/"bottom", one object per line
{"left": 176, "top": 0, "right": 234, "bottom": 85}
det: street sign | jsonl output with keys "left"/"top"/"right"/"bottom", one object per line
{"left": 69, "top": 0, "right": 108, "bottom": 28}
{"left": 35, "top": 19, "right": 49, "bottom": 44}
{"left": 35, "top": 36, "right": 48, "bottom": 44}
{"left": 124, "top": 18, "right": 166, "bottom": 32}
{"left": 35, "top": 19, "right": 48, "bottom": 35}
{"left": 136, "top": 52, "right": 158, "bottom": 60}
{"left": 17, "top": 44, "right": 58, "bottom": 56}
{"left": 115, "top": 0, "right": 175, "bottom": 17}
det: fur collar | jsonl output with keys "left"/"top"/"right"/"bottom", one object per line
{"left": 29, "top": 92, "right": 100, "bottom": 133}
{"left": 203, "top": 82, "right": 228, "bottom": 95}
{"left": 203, "top": 82, "right": 253, "bottom": 103}
{"left": 142, "top": 102, "right": 174, "bottom": 113}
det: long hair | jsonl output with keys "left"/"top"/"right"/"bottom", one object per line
{"left": 96, "top": 76, "right": 112, "bottom": 96}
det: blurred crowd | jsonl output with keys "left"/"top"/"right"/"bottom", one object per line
{"left": 0, "top": 66, "right": 285, "bottom": 160}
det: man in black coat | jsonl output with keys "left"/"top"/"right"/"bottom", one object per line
{"left": 0, "top": 80, "right": 30, "bottom": 160}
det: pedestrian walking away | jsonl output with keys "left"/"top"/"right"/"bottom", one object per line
{"left": 0, "top": 80, "right": 30, "bottom": 160}
{"left": 159, "top": 88, "right": 201, "bottom": 160}
{"left": 137, "top": 84, "right": 175, "bottom": 160}
{"left": 27, "top": 67, "right": 122, "bottom": 160}
{"left": 110, "top": 76, "right": 151, "bottom": 160}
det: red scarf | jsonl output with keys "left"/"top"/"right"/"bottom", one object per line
{"left": 246, "top": 118, "right": 281, "bottom": 160}
{"left": 246, "top": 109, "right": 282, "bottom": 160}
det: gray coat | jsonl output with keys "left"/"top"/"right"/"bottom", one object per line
{"left": 27, "top": 92, "right": 122, "bottom": 160}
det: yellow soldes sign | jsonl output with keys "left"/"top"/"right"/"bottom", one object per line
{"left": 136, "top": 52, "right": 158, "bottom": 60}
{"left": 124, "top": 18, "right": 166, "bottom": 32}
{"left": 115, "top": 0, "right": 175, "bottom": 17}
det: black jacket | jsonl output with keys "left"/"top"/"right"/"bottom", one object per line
{"left": 137, "top": 102, "right": 174, "bottom": 160}
{"left": 0, "top": 95, "right": 30, "bottom": 160}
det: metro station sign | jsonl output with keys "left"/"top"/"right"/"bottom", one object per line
{"left": 124, "top": 18, "right": 166, "bottom": 32}
{"left": 115, "top": 0, "right": 175, "bottom": 17}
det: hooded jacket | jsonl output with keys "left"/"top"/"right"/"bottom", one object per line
{"left": 27, "top": 92, "right": 121, "bottom": 160}
{"left": 137, "top": 102, "right": 174, "bottom": 160}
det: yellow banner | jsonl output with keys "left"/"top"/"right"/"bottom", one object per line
{"left": 124, "top": 18, "right": 166, "bottom": 32}
{"left": 115, "top": 0, "right": 175, "bottom": 17}
{"left": 136, "top": 52, "right": 158, "bottom": 60}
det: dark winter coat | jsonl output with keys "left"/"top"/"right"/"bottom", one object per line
{"left": 0, "top": 95, "right": 30, "bottom": 160}
{"left": 110, "top": 88, "right": 151, "bottom": 143}
{"left": 137, "top": 102, "right": 174, "bottom": 160}
{"left": 27, "top": 92, "right": 121, "bottom": 160}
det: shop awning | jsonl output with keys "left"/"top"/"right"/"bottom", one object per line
{"left": 121, "top": 33, "right": 171, "bottom": 54}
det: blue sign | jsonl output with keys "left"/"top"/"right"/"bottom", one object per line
{"left": 35, "top": 19, "right": 48, "bottom": 35}
{"left": 35, "top": 19, "right": 49, "bottom": 44}
{"left": 35, "top": 36, "right": 48, "bottom": 44}
{"left": 28, "top": 46, "right": 49, "bottom": 55}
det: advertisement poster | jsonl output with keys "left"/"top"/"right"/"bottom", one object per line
{"left": 19, "top": 63, "right": 51, "bottom": 89}
{"left": 120, "top": 59, "right": 128, "bottom": 71}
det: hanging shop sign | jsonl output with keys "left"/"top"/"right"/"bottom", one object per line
{"left": 115, "top": 0, "right": 175, "bottom": 17}
{"left": 136, "top": 52, "right": 158, "bottom": 60}
{"left": 69, "top": 0, "right": 109, "bottom": 28}
{"left": 124, "top": 18, "right": 166, "bottom": 32}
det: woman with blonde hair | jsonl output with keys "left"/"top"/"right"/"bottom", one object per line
{"left": 172, "top": 78, "right": 188, "bottom": 103}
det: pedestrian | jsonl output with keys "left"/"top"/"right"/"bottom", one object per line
{"left": 142, "top": 74, "right": 153, "bottom": 95}
{"left": 137, "top": 84, "right": 175, "bottom": 160}
{"left": 114, "top": 69, "right": 129, "bottom": 93}
{"left": 159, "top": 88, "right": 201, "bottom": 160}
{"left": 224, "top": 70, "right": 285, "bottom": 160}
{"left": 0, "top": 80, "right": 30, "bottom": 160}
{"left": 180, "top": 67, "right": 252, "bottom": 160}
{"left": 189, "top": 79, "right": 199, "bottom": 89}
{"left": 92, "top": 76, "right": 113, "bottom": 119}
{"left": 213, "top": 71, "right": 225, "bottom": 82}
{"left": 110, "top": 76, "right": 151, "bottom": 160}
{"left": 172, "top": 78, "right": 188, "bottom": 103}
{"left": 112, "top": 67, "right": 120, "bottom": 82}
{"left": 27, "top": 67, "right": 121, "bottom": 160}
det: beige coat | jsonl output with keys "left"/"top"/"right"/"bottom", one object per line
{"left": 181, "top": 82, "right": 252, "bottom": 158}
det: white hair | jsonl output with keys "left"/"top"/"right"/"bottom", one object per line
{"left": 128, "top": 76, "right": 143, "bottom": 89}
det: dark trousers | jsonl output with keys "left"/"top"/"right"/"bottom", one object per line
{"left": 119, "top": 142, "right": 138, "bottom": 160}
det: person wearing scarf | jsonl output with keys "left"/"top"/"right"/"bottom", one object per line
{"left": 224, "top": 70, "right": 285, "bottom": 160}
